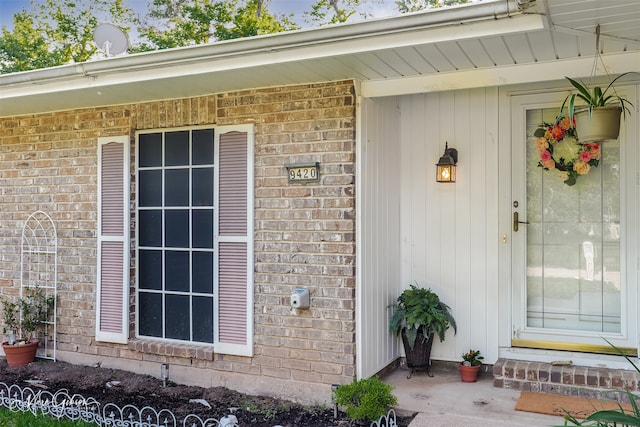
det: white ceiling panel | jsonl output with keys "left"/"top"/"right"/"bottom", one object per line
{"left": 433, "top": 41, "right": 476, "bottom": 71}
{"left": 373, "top": 49, "right": 423, "bottom": 76}
{"left": 502, "top": 33, "right": 537, "bottom": 64}
{"left": 477, "top": 36, "right": 516, "bottom": 66}
{"left": 455, "top": 39, "right": 498, "bottom": 69}
{"left": 402, "top": 47, "right": 440, "bottom": 74}
{"left": 388, "top": 46, "right": 435, "bottom": 75}
{"left": 413, "top": 44, "right": 458, "bottom": 72}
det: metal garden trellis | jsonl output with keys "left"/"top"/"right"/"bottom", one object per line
{"left": 21, "top": 210, "right": 57, "bottom": 361}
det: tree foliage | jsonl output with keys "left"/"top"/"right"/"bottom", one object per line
{"left": 135, "top": 0, "right": 298, "bottom": 51}
{"left": 304, "top": 0, "right": 391, "bottom": 25}
{"left": 395, "top": 0, "right": 469, "bottom": 13}
{"left": 1, "top": 0, "right": 475, "bottom": 73}
{"left": 0, "top": 11, "right": 59, "bottom": 73}
{"left": 0, "top": 0, "right": 133, "bottom": 73}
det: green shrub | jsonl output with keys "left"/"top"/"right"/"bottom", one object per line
{"left": 334, "top": 376, "right": 398, "bottom": 423}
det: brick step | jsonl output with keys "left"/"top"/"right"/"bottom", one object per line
{"left": 493, "top": 358, "right": 640, "bottom": 402}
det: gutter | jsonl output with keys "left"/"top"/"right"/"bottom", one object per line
{"left": 0, "top": 0, "right": 528, "bottom": 88}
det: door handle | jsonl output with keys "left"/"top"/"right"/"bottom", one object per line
{"left": 513, "top": 211, "right": 529, "bottom": 232}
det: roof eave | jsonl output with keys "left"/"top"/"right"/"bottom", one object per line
{"left": 1, "top": 0, "right": 527, "bottom": 88}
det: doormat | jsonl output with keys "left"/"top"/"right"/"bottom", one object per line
{"left": 515, "top": 391, "right": 634, "bottom": 419}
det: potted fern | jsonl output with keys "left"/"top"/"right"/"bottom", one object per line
{"left": 564, "top": 73, "right": 634, "bottom": 142}
{"left": 389, "top": 284, "right": 456, "bottom": 378}
{"left": 1, "top": 287, "right": 55, "bottom": 367}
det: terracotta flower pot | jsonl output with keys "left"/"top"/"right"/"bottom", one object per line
{"left": 459, "top": 364, "right": 480, "bottom": 382}
{"left": 2, "top": 339, "right": 39, "bottom": 367}
{"left": 574, "top": 106, "right": 622, "bottom": 142}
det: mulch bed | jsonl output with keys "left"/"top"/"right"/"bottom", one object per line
{"left": 0, "top": 358, "right": 415, "bottom": 426}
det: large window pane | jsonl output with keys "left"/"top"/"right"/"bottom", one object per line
{"left": 192, "top": 129, "right": 214, "bottom": 165}
{"left": 165, "top": 251, "right": 190, "bottom": 292}
{"left": 165, "top": 294, "right": 189, "bottom": 340}
{"left": 165, "top": 131, "right": 189, "bottom": 166}
{"left": 165, "top": 169, "right": 189, "bottom": 206}
{"left": 165, "top": 210, "right": 189, "bottom": 248}
{"left": 139, "top": 133, "right": 162, "bottom": 167}
{"left": 139, "top": 250, "right": 162, "bottom": 290}
{"left": 139, "top": 292, "right": 162, "bottom": 337}
{"left": 139, "top": 170, "right": 162, "bottom": 207}
{"left": 192, "top": 251, "right": 214, "bottom": 293}
{"left": 192, "top": 296, "right": 214, "bottom": 343}
{"left": 192, "top": 210, "right": 213, "bottom": 248}
{"left": 192, "top": 168, "right": 214, "bottom": 206}
{"left": 139, "top": 210, "right": 162, "bottom": 247}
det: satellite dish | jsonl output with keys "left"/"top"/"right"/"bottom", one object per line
{"left": 93, "top": 23, "right": 128, "bottom": 56}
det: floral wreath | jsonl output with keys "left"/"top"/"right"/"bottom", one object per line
{"left": 534, "top": 116, "right": 600, "bottom": 186}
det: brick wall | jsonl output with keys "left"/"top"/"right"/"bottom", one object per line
{"left": 494, "top": 358, "right": 640, "bottom": 401}
{"left": 0, "top": 81, "right": 356, "bottom": 393}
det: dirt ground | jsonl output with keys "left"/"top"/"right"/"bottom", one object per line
{"left": 0, "top": 358, "right": 415, "bottom": 426}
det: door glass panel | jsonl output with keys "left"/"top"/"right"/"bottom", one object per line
{"left": 525, "top": 108, "right": 621, "bottom": 333}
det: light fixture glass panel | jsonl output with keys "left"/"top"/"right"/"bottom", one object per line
{"left": 437, "top": 165, "right": 455, "bottom": 182}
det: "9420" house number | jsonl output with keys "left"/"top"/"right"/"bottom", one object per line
{"left": 285, "top": 162, "right": 320, "bottom": 184}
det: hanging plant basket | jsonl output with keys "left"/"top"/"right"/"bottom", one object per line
{"left": 574, "top": 106, "right": 622, "bottom": 142}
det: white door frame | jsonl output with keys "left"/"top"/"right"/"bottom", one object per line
{"left": 497, "top": 83, "right": 640, "bottom": 366}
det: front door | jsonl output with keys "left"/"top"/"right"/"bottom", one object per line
{"left": 511, "top": 92, "right": 637, "bottom": 355}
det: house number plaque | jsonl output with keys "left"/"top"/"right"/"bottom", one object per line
{"left": 285, "top": 162, "right": 320, "bottom": 184}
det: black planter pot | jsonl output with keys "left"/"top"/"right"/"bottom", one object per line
{"left": 401, "top": 327, "right": 434, "bottom": 379}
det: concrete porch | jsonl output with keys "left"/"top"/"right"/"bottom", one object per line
{"left": 382, "top": 359, "right": 640, "bottom": 427}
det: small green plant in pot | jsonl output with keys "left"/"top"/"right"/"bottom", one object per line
{"left": 461, "top": 349, "right": 484, "bottom": 366}
{"left": 333, "top": 377, "right": 397, "bottom": 424}
{"left": 460, "top": 349, "right": 484, "bottom": 382}
{"left": 389, "top": 284, "right": 456, "bottom": 377}
{"left": 564, "top": 72, "right": 635, "bottom": 142}
{"left": 2, "top": 287, "right": 55, "bottom": 366}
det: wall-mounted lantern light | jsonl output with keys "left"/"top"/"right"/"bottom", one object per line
{"left": 436, "top": 142, "right": 458, "bottom": 183}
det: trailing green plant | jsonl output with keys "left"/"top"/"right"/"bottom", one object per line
{"left": 564, "top": 73, "right": 635, "bottom": 121}
{"left": 555, "top": 339, "right": 640, "bottom": 427}
{"left": 389, "top": 284, "right": 456, "bottom": 350}
{"left": 1, "top": 287, "right": 55, "bottom": 344}
{"left": 334, "top": 377, "right": 398, "bottom": 423}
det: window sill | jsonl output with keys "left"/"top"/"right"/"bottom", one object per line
{"left": 128, "top": 338, "right": 214, "bottom": 361}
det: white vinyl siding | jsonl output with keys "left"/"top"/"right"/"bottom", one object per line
{"left": 358, "top": 89, "right": 500, "bottom": 377}
{"left": 96, "top": 136, "right": 130, "bottom": 344}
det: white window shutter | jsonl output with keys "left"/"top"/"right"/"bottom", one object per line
{"left": 215, "top": 126, "right": 254, "bottom": 357}
{"left": 96, "top": 136, "right": 130, "bottom": 344}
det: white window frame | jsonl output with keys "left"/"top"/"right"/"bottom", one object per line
{"left": 134, "top": 125, "right": 254, "bottom": 357}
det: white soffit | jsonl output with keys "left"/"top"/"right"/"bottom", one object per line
{"left": 362, "top": 50, "right": 640, "bottom": 97}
